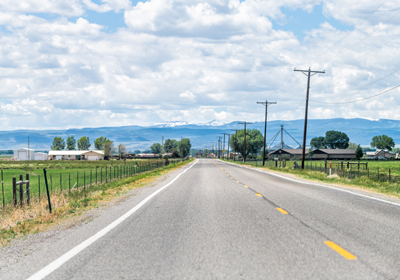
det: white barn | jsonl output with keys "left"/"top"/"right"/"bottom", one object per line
{"left": 34, "top": 152, "right": 48, "bottom": 161}
{"left": 14, "top": 148, "right": 36, "bottom": 161}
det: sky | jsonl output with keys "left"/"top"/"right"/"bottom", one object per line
{"left": 0, "top": 0, "right": 400, "bottom": 130}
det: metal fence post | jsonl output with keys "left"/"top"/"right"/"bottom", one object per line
{"left": 1, "top": 170, "right": 4, "bottom": 208}
{"left": 43, "top": 169, "right": 52, "bottom": 213}
{"left": 26, "top": 174, "right": 30, "bottom": 205}
{"left": 69, "top": 173, "right": 71, "bottom": 194}
{"left": 77, "top": 171, "right": 79, "bottom": 189}
{"left": 84, "top": 171, "right": 86, "bottom": 190}
{"left": 60, "top": 173, "right": 62, "bottom": 193}
{"left": 19, "top": 174, "right": 23, "bottom": 207}
{"left": 50, "top": 174, "right": 53, "bottom": 192}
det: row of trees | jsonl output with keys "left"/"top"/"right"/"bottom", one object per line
{"left": 51, "top": 136, "right": 112, "bottom": 151}
{"left": 149, "top": 138, "right": 192, "bottom": 158}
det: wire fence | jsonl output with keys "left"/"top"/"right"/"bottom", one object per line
{"left": 297, "top": 161, "right": 400, "bottom": 183}
{"left": 1, "top": 159, "right": 187, "bottom": 208}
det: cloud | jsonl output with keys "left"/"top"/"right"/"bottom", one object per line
{"left": 0, "top": 0, "right": 399, "bottom": 132}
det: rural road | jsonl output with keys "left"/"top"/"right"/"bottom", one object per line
{"left": 2, "top": 159, "right": 400, "bottom": 279}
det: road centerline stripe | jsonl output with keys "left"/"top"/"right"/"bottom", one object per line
{"left": 256, "top": 193, "right": 262, "bottom": 197}
{"left": 276, "top": 208, "right": 289, "bottom": 214}
{"left": 324, "top": 241, "right": 357, "bottom": 260}
{"left": 27, "top": 160, "right": 199, "bottom": 280}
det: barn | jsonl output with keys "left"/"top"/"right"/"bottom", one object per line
{"left": 13, "top": 148, "right": 36, "bottom": 161}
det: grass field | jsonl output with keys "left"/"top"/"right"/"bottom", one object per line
{"left": 0, "top": 159, "right": 171, "bottom": 206}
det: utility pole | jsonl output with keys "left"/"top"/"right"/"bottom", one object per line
{"left": 221, "top": 133, "right": 230, "bottom": 158}
{"left": 281, "top": 125, "right": 284, "bottom": 149}
{"left": 162, "top": 136, "right": 164, "bottom": 157}
{"left": 218, "top": 136, "right": 222, "bottom": 158}
{"left": 257, "top": 100, "right": 277, "bottom": 166}
{"left": 238, "top": 122, "right": 253, "bottom": 163}
{"left": 181, "top": 137, "right": 183, "bottom": 161}
{"left": 294, "top": 67, "right": 325, "bottom": 169}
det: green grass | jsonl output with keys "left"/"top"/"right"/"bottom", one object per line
{"left": 0, "top": 159, "right": 170, "bottom": 206}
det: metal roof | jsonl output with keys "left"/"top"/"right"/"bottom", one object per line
{"left": 48, "top": 150, "right": 104, "bottom": 156}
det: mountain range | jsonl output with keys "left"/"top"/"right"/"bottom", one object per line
{"left": 1, "top": 118, "right": 399, "bottom": 151}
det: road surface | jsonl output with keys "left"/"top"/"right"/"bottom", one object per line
{"left": 2, "top": 159, "right": 400, "bottom": 279}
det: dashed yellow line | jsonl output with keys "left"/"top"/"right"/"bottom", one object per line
{"left": 324, "top": 241, "right": 357, "bottom": 260}
{"left": 230, "top": 177, "right": 233, "bottom": 179}
{"left": 236, "top": 181, "right": 240, "bottom": 183}
{"left": 244, "top": 185, "right": 249, "bottom": 188}
{"left": 255, "top": 193, "right": 262, "bottom": 197}
{"left": 276, "top": 208, "right": 289, "bottom": 214}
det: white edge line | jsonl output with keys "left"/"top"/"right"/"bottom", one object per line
{"left": 27, "top": 159, "right": 199, "bottom": 280}
{"left": 218, "top": 160, "right": 400, "bottom": 207}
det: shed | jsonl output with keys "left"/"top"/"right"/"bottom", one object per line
{"left": 34, "top": 152, "right": 48, "bottom": 161}
{"left": 14, "top": 148, "right": 35, "bottom": 161}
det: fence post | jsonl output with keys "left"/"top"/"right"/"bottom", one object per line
{"left": 84, "top": 171, "right": 86, "bottom": 190}
{"left": 50, "top": 174, "right": 53, "bottom": 192}
{"left": 389, "top": 169, "right": 391, "bottom": 182}
{"left": 101, "top": 168, "right": 102, "bottom": 183}
{"left": 91, "top": 170, "right": 92, "bottom": 186}
{"left": 69, "top": 173, "right": 71, "bottom": 194}
{"left": 106, "top": 167, "right": 107, "bottom": 183}
{"left": 19, "top": 174, "right": 23, "bottom": 207}
{"left": 77, "top": 171, "right": 79, "bottom": 189}
{"left": 60, "top": 173, "right": 62, "bottom": 193}
{"left": 43, "top": 169, "right": 52, "bottom": 213}
{"left": 13, "top": 177, "right": 17, "bottom": 207}
{"left": 96, "top": 168, "right": 98, "bottom": 185}
{"left": 26, "top": 174, "right": 30, "bottom": 205}
{"left": 378, "top": 167, "right": 380, "bottom": 181}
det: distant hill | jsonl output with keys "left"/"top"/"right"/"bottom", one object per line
{"left": 1, "top": 118, "right": 399, "bottom": 150}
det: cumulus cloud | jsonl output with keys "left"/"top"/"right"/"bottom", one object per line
{"left": 0, "top": 0, "right": 399, "bottom": 131}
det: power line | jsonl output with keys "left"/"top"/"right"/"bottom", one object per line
{"left": 306, "top": 0, "right": 389, "bottom": 65}
{"left": 310, "top": 84, "right": 400, "bottom": 104}
{"left": 319, "top": 8, "right": 400, "bottom": 64}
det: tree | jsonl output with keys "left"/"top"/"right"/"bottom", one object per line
{"left": 66, "top": 136, "right": 76, "bottom": 150}
{"left": 308, "top": 147, "right": 314, "bottom": 159}
{"left": 133, "top": 150, "right": 141, "bottom": 154}
{"left": 104, "top": 141, "right": 115, "bottom": 160}
{"left": 348, "top": 142, "right": 358, "bottom": 149}
{"left": 150, "top": 143, "right": 162, "bottom": 154}
{"left": 77, "top": 136, "right": 91, "bottom": 150}
{"left": 370, "top": 135, "right": 395, "bottom": 151}
{"left": 117, "top": 144, "right": 127, "bottom": 159}
{"left": 229, "top": 129, "right": 263, "bottom": 159}
{"left": 356, "top": 145, "right": 363, "bottom": 160}
{"left": 94, "top": 136, "right": 110, "bottom": 150}
{"left": 310, "top": 136, "right": 326, "bottom": 149}
{"left": 51, "top": 137, "right": 65, "bottom": 150}
{"left": 164, "top": 139, "right": 178, "bottom": 152}
{"left": 178, "top": 138, "right": 192, "bottom": 157}
{"left": 324, "top": 130, "right": 349, "bottom": 149}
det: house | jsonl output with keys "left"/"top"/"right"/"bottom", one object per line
{"left": 13, "top": 148, "right": 36, "bottom": 161}
{"left": 269, "top": 149, "right": 356, "bottom": 160}
{"left": 365, "top": 149, "right": 395, "bottom": 159}
{"left": 48, "top": 150, "right": 104, "bottom": 160}
{"left": 137, "top": 153, "right": 161, "bottom": 158}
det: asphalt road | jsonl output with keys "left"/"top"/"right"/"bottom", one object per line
{"left": 3, "top": 159, "right": 400, "bottom": 279}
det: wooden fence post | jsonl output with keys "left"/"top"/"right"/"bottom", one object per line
{"left": 38, "top": 175, "right": 40, "bottom": 202}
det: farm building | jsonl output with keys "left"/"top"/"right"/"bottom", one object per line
{"left": 13, "top": 148, "right": 36, "bottom": 161}
{"left": 269, "top": 149, "right": 356, "bottom": 160}
{"left": 34, "top": 152, "right": 48, "bottom": 161}
{"left": 137, "top": 153, "right": 161, "bottom": 158}
{"left": 48, "top": 150, "right": 104, "bottom": 160}
{"left": 365, "top": 150, "right": 395, "bottom": 159}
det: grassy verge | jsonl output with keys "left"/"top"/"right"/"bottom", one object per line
{"left": 221, "top": 159, "right": 400, "bottom": 199}
{"left": 0, "top": 159, "right": 193, "bottom": 246}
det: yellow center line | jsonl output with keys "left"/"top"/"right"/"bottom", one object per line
{"left": 324, "top": 241, "right": 357, "bottom": 260}
{"left": 244, "top": 185, "right": 249, "bottom": 188}
{"left": 255, "top": 193, "right": 262, "bottom": 197}
{"left": 236, "top": 181, "right": 240, "bottom": 183}
{"left": 276, "top": 208, "right": 289, "bottom": 214}
{"left": 230, "top": 177, "right": 233, "bottom": 179}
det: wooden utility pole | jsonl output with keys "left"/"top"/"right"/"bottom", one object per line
{"left": 221, "top": 133, "right": 230, "bottom": 158}
{"left": 257, "top": 100, "right": 276, "bottom": 166}
{"left": 162, "top": 136, "right": 164, "bottom": 157}
{"left": 238, "top": 122, "right": 253, "bottom": 163}
{"left": 294, "top": 67, "right": 325, "bottom": 169}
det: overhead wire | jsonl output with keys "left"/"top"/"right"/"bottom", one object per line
{"left": 306, "top": 0, "right": 389, "bottom": 65}
{"left": 310, "top": 84, "right": 400, "bottom": 104}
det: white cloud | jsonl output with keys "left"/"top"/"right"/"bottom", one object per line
{"left": 0, "top": 0, "right": 399, "bottom": 131}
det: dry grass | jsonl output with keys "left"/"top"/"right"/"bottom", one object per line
{"left": 0, "top": 160, "right": 192, "bottom": 246}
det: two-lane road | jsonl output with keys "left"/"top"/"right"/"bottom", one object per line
{"left": 3, "top": 159, "right": 400, "bottom": 279}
